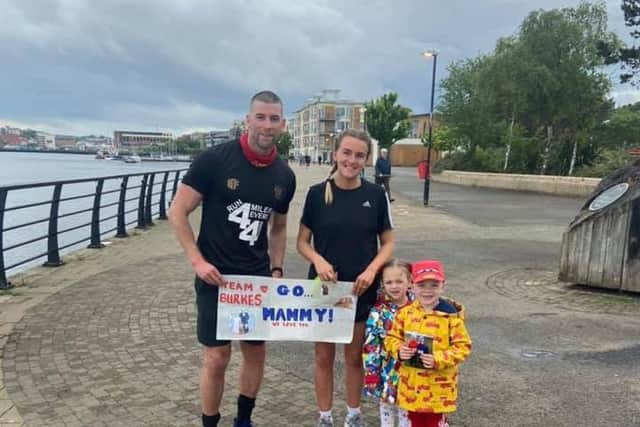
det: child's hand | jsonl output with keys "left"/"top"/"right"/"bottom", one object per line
{"left": 420, "top": 353, "right": 435, "bottom": 369}
{"left": 398, "top": 344, "right": 416, "bottom": 360}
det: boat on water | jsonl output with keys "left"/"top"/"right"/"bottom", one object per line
{"left": 96, "top": 150, "right": 119, "bottom": 160}
{"left": 123, "top": 154, "right": 142, "bottom": 163}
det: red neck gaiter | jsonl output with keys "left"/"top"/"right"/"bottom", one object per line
{"left": 239, "top": 133, "right": 277, "bottom": 167}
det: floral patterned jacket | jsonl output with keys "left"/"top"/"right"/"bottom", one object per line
{"left": 362, "top": 293, "right": 413, "bottom": 404}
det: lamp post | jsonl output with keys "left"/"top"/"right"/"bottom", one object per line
{"left": 359, "top": 106, "right": 367, "bottom": 177}
{"left": 360, "top": 106, "right": 367, "bottom": 132}
{"left": 421, "top": 50, "right": 438, "bottom": 206}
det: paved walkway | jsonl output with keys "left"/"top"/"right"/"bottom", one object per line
{"left": 1, "top": 164, "right": 640, "bottom": 427}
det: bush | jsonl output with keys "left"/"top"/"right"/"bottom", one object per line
{"left": 432, "top": 147, "right": 504, "bottom": 173}
{"left": 574, "top": 149, "right": 635, "bottom": 177}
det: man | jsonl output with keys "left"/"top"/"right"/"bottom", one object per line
{"left": 168, "top": 91, "right": 296, "bottom": 427}
{"left": 375, "top": 148, "right": 394, "bottom": 202}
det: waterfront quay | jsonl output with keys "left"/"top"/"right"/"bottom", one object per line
{"left": 1, "top": 165, "right": 639, "bottom": 426}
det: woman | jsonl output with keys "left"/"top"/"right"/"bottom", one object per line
{"left": 297, "top": 129, "right": 395, "bottom": 427}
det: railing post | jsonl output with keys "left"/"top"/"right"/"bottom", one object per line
{"left": 144, "top": 173, "right": 155, "bottom": 226}
{"left": 159, "top": 172, "right": 169, "bottom": 220}
{"left": 44, "top": 184, "right": 64, "bottom": 267}
{"left": 170, "top": 170, "right": 180, "bottom": 206}
{"left": 115, "top": 176, "right": 129, "bottom": 238}
{"left": 0, "top": 188, "right": 12, "bottom": 290}
{"left": 136, "top": 174, "right": 148, "bottom": 229}
{"left": 88, "top": 179, "right": 105, "bottom": 248}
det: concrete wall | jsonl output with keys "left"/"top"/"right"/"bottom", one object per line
{"left": 432, "top": 170, "right": 601, "bottom": 198}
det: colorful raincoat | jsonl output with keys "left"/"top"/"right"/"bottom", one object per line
{"left": 384, "top": 298, "right": 471, "bottom": 413}
{"left": 362, "top": 293, "right": 413, "bottom": 404}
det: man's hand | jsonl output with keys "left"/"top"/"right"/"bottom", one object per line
{"left": 192, "top": 259, "right": 224, "bottom": 286}
{"left": 420, "top": 353, "right": 435, "bottom": 369}
{"left": 353, "top": 268, "right": 376, "bottom": 296}
{"left": 398, "top": 344, "right": 417, "bottom": 361}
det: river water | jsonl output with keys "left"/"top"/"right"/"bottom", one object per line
{"left": 0, "top": 152, "right": 190, "bottom": 278}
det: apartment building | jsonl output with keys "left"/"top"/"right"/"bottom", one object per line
{"left": 289, "top": 89, "right": 365, "bottom": 163}
{"left": 113, "top": 131, "right": 173, "bottom": 148}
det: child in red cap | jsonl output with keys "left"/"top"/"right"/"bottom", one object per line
{"left": 384, "top": 260, "right": 471, "bottom": 427}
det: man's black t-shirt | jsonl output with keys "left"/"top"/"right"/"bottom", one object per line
{"left": 182, "top": 141, "right": 296, "bottom": 276}
{"left": 300, "top": 179, "right": 393, "bottom": 303}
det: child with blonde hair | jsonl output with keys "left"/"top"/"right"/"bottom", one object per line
{"left": 385, "top": 260, "right": 471, "bottom": 427}
{"left": 363, "top": 259, "right": 414, "bottom": 426}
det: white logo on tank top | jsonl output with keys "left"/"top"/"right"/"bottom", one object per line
{"left": 362, "top": 200, "right": 371, "bottom": 208}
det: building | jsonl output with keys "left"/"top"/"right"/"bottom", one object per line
{"left": 0, "top": 133, "right": 25, "bottom": 147}
{"left": 229, "top": 120, "right": 245, "bottom": 141}
{"left": 113, "top": 131, "right": 172, "bottom": 149}
{"left": 408, "top": 113, "right": 439, "bottom": 139}
{"left": 76, "top": 136, "right": 113, "bottom": 152}
{"left": 289, "top": 89, "right": 365, "bottom": 162}
{"left": 185, "top": 130, "right": 232, "bottom": 148}
{"left": 36, "top": 132, "right": 56, "bottom": 150}
{"left": 388, "top": 138, "right": 441, "bottom": 167}
{"left": 54, "top": 135, "right": 78, "bottom": 150}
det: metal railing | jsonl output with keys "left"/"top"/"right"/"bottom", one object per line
{"left": 0, "top": 168, "right": 188, "bottom": 289}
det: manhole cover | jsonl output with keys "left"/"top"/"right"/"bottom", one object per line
{"left": 485, "top": 268, "right": 640, "bottom": 315}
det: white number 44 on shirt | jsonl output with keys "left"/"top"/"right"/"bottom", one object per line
{"left": 227, "top": 203, "right": 263, "bottom": 246}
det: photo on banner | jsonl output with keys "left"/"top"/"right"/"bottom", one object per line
{"left": 216, "top": 275, "right": 357, "bottom": 343}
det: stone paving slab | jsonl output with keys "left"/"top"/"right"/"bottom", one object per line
{"left": 1, "top": 164, "right": 639, "bottom": 426}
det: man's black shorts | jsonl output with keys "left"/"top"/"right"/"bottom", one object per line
{"left": 194, "top": 276, "right": 265, "bottom": 347}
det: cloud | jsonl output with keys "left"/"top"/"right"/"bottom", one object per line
{"left": 611, "top": 88, "right": 640, "bottom": 107}
{"left": 0, "top": 0, "right": 630, "bottom": 135}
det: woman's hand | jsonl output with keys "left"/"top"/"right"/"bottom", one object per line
{"left": 353, "top": 268, "right": 376, "bottom": 296}
{"left": 313, "top": 257, "right": 337, "bottom": 282}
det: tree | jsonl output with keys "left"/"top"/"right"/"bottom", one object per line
{"left": 364, "top": 93, "right": 411, "bottom": 150}
{"left": 20, "top": 129, "right": 37, "bottom": 139}
{"left": 597, "top": 1, "right": 639, "bottom": 84}
{"left": 592, "top": 102, "right": 640, "bottom": 150}
{"left": 620, "top": 0, "right": 640, "bottom": 84}
{"left": 437, "top": 1, "right": 617, "bottom": 175}
{"left": 175, "top": 136, "right": 201, "bottom": 154}
{"left": 517, "top": 3, "right": 613, "bottom": 174}
{"left": 276, "top": 131, "right": 293, "bottom": 157}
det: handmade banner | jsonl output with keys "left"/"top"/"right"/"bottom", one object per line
{"left": 216, "top": 275, "right": 357, "bottom": 343}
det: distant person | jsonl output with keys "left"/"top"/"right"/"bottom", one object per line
{"left": 168, "top": 90, "right": 296, "bottom": 427}
{"left": 297, "top": 129, "right": 394, "bottom": 427}
{"left": 305, "top": 155, "right": 311, "bottom": 167}
{"left": 375, "top": 148, "right": 393, "bottom": 202}
{"left": 385, "top": 260, "right": 472, "bottom": 427}
{"left": 318, "top": 155, "right": 323, "bottom": 165}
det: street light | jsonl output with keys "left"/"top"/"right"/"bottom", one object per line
{"left": 421, "top": 50, "right": 438, "bottom": 206}
{"left": 359, "top": 106, "right": 367, "bottom": 177}
{"left": 359, "top": 106, "right": 367, "bottom": 132}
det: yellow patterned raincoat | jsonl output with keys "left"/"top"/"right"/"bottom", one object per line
{"left": 384, "top": 298, "right": 471, "bottom": 413}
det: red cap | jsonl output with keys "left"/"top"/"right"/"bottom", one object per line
{"left": 411, "top": 260, "right": 445, "bottom": 283}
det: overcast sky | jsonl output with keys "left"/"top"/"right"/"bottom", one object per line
{"left": 0, "top": 0, "right": 637, "bottom": 136}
